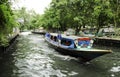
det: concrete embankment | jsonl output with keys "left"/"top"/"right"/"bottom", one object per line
{"left": 0, "top": 34, "right": 19, "bottom": 53}
{"left": 32, "top": 31, "right": 46, "bottom": 35}
{"left": 94, "top": 37, "right": 120, "bottom": 47}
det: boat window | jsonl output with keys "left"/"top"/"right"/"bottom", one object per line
{"left": 61, "top": 39, "right": 72, "bottom": 46}
{"left": 66, "top": 41, "right": 71, "bottom": 46}
{"left": 50, "top": 35, "right": 58, "bottom": 42}
{"left": 61, "top": 40, "right": 66, "bottom": 45}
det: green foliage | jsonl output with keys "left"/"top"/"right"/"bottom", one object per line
{"left": 15, "top": 0, "right": 119, "bottom": 36}
{"left": 0, "top": 1, "right": 17, "bottom": 46}
{"left": 14, "top": 8, "right": 45, "bottom": 30}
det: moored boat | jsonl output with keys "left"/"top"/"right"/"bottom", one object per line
{"left": 45, "top": 33, "right": 112, "bottom": 62}
{"left": 32, "top": 31, "right": 46, "bottom": 35}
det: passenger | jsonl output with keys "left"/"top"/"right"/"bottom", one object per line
{"left": 45, "top": 32, "right": 50, "bottom": 37}
{"left": 54, "top": 36, "right": 57, "bottom": 42}
{"left": 50, "top": 36, "right": 54, "bottom": 40}
{"left": 57, "top": 34, "right": 62, "bottom": 45}
{"left": 57, "top": 34, "right": 62, "bottom": 40}
{"left": 65, "top": 41, "right": 71, "bottom": 46}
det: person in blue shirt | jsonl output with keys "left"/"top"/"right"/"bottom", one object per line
{"left": 45, "top": 32, "right": 50, "bottom": 37}
{"left": 57, "top": 34, "right": 62, "bottom": 40}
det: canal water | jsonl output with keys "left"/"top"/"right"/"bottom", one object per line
{"left": 0, "top": 32, "right": 120, "bottom": 77}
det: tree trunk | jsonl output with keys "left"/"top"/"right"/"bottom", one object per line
{"left": 75, "top": 25, "right": 81, "bottom": 35}
{"left": 96, "top": 16, "right": 101, "bottom": 36}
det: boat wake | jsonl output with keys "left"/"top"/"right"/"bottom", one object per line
{"left": 54, "top": 54, "right": 78, "bottom": 61}
{"left": 110, "top": 66, "right": 120, "bottom": 72}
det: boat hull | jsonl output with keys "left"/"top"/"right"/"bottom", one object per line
{"left": 56, "top": 46, "right": 110, "bottom": 61}
{"left": 32, "top": 31, "right": 46, "bottom": 35}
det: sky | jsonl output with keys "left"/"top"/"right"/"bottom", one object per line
{"left": 12, "top": 0, "right": 52, "bottom": 14}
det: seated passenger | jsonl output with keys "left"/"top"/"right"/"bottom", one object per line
{"left": 54, "top": 36, "right": 58, "bottom": 42}
{"left": 57, "top": 34, "right": 62, "bottom": 40}
{"left": 65, "top": 41, "right": 71, "bottom": 46}
{"left": 45, "top": 32, "right": 50, "bottom": 37}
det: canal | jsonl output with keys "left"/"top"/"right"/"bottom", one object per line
{"left": 0, "top": 32, "right": 120, "bottom": 77}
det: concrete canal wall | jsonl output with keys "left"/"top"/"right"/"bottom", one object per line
{"left": 0, "top": 27, "right": 20, "bottom": 53}
{"left": 94, "top": 37, "right": 120, "bottom": 47}
{"left": 0, "top": 34, "right": 19, "bottom": 53}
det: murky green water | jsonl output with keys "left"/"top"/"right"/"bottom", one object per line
{"left": 0, "top": 33, "right": 120, "bottom": 77}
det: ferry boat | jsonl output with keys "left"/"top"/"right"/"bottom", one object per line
{"left": 45, "top": 33, "right": 112, "bottom": 62}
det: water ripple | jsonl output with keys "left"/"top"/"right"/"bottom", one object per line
{"left": 1, "top": 34, "right": 120, "bottom": 77}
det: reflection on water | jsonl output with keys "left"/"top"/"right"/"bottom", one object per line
{"left": 0, "top": 33, "right": 120, "bottom": 77}
{"left": 110, "top": 66, "right": 120, "bottom": 73}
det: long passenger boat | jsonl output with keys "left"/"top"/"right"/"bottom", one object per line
{"left": 45, "top": 33, "right": 112, "bottom": 62}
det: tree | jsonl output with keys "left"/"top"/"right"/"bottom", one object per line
{"left": 110, "top": 0, "right": 120, "bottom": 27}
{"left": 40, "top": 0, "right": 119, "bottom": 35}
{"left": 93, "top": 0, "right": 114, "bottom": 33}
{"left": 0, "top": 0, "right": 17, "bottom": 46}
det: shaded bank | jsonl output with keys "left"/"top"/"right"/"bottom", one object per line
{"left": 94, "top": 37, "right": 120, "bottom": 47}
{"left": 0, "top": 34, "right": 19, "bottom": 53}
